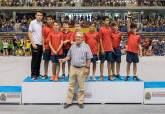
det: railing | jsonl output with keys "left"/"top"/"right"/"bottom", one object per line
{"left": 0, "top": 32, "right": 165, "bottom": 39}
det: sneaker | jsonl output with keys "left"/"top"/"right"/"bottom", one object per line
{"left": 62, "top": 74, "right": 65, "bottom": 79}
{"left": 31, "top": 76, "right": 38, "bottom": 80}
{"left": 54, "top": 76, "right": 59, "bottom": 81}
{"left": 41, "top": 75, "right": 48, "bottom": 79}
{"left": 125, "top": 76, "right": 130, "bottom": 81}
{"left": 133, "top": 76, "right": 140, "bottom": 81}
{"left": 64, "top": 103, "right": 72, "bottom": 109}
{"left": 115, "top": 74, "right": 122, "bottom": 80}
{"left": 39, "top": 74, "right": 43, "bottom": 78}
{"left": 78, "top": 104, "right": 84, "bottom": 109}
{"left": 50, "top": 76, "right": 56, "bottom": 81}
{"left": 92, "top": 76, "right": 96, "bottom": 81}
{"left": 89, "top": 76, "right": 93, "bottom": 81}
{"left": 112, "top": 74, "right": 116, "bottom": 78}
{"left": 87, "top": 76, "right": 91, "bottom": 81}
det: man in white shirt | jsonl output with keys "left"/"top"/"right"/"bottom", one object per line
{"left": 28, "top": 11, "right": 43, "bottom": 80}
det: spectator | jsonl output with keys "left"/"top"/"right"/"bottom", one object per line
{"left": 13, "top": 36, "right": 18, "bottom": 56}
{"left": 3, "top": 39, "right": 9, "bottom": 56}
{"left": 142, "top": 38, "right": 153, "bottom": 56}
{"left": 8, "top": 39, "right": 14, "bottom": 55}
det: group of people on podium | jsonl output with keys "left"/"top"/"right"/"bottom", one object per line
{"left": 28, "top": 11, "right": 142, "bottom": 108}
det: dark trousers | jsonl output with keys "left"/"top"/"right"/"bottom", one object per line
{"left": 31, "top": 44, "right": 43, "bottom": 77}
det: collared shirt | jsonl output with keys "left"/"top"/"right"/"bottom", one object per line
{"left": 29, "top": 19, "right": 43, "bottom": 45}
{"left": 67, "top": 42, "right": 93, "bottom": 67}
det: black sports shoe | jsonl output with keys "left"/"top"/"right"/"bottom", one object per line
{"left": 125, "top": 76, "right": 130, "bottom": 81}
{"left": 64, "top": 104, "right": 72, "bottom": 109}
{"left": 78, "top": 104, "right": 84, "bottom": 109}
{"left": 133, "top": 76, "right": 140, "bottom": 81}
{"left": 62, "top": 74, "right": 65, "bottom": 79}
{"left": 41, "top": 75, "right": 48, "bottom": 79}
{"left": 115, "top": 74, "right": 122, "bottom": 80}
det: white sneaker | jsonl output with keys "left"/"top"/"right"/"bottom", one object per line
{"left": 92, "top": 76, "right": 96, "bottom": 81}
{"left": 89, "top": 76, "right": 93, "bottom": 81}
{"left": 86, "top": 76, "right": 91, "bottom": 81}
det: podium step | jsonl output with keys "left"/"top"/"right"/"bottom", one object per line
{"left": 22, "top": 76, "right": 144, "bottom": 104}
{"left": 144, "top": 82, "right": 165, "bottom": 104}
{"left": 0, "top": 86, "right": 21, "bottom": 104}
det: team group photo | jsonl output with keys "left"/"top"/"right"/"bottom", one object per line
{"left": 0, "top": 0, "right": 165, "bottom": 114}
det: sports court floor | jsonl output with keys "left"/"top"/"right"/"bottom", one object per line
{"left": 0, "top": 56, "right": 165, "bottom": 114}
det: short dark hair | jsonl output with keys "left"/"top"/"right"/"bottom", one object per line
{"left": 130, "top": 23, "right": 137, "bottom": 29}
{"left": 46, "top": 15, "right": 54, "bottom": 19}
{"left": 54, "top": 21, "right": 61, "bottom": 26}
{"left": 63, "top": 21, "right": 69, "bottom": 25}
{"left": 103, "top": 16, "right": 109, "bottom": 21}
{"left": 111, "top": 22, "right": 118, "bottom": 27}
{"left": 35, "top": 11, "right": 43, "bottom": 15}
